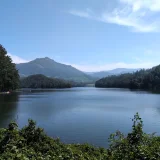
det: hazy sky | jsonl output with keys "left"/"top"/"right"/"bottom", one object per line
{"left": 1, "top": 0, "right": 160, "bottom": 72}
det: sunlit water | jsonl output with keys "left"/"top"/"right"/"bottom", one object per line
{"left": 0, "top": 87, "right": 160, "bottom": 148}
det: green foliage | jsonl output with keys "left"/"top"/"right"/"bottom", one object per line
{"left": 95, "top": 73, "right": 133, "bottom": 88}
{"left": 20, "top": 74, "right": 71, "bottom": 88}
{"left": 107, "top": 113, "right": 160, "bottom": 160}
{"left": 0, "top": 45, "right": 19, "bottom": 91}
{"left": 0, "top": 119, "right": 107, "bottom": 159}
{"left": 96, "top": 65, "right": 160, "bottom": 91}
{"left": 0, "top": 114, "right": 160, "bottom": 159}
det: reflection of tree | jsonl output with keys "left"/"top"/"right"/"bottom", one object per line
{"left": 0, "top": 92, "right": 19, "bottom": 128}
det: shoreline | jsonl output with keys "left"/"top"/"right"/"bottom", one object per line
{"left": 0, "top": 91, "right": 10, "bottom": 94}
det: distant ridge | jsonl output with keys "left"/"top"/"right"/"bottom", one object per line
{"left": 16, "top": 57, "right": 94, "bottom": 82}
{"left": 87, "top": 68, "right": 140, "bottom": 78}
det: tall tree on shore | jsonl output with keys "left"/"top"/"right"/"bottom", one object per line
{"left": 0, "top": 45, "right": 19, "bottom": 91}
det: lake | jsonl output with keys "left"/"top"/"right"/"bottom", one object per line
{"left": 0, "top": 87, "right": 160, "bottom": 148}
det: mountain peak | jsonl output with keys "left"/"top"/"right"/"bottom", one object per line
{"left": 16, "top": 57, "right": 93, "bottom": 83}
{"left": 44, "top": 57, "right": 52, "bottom": 60}
{"left": 33, "top": 57, "right": 55, "bottom": 62}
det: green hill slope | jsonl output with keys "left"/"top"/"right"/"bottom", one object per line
{"left": 95, "top": 64, "right": 160, "bottom": 91}
{"left": 16, "top": 57, "right": 93, "bottom": 83}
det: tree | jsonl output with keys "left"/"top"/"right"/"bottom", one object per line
{"left": 20, "top": 74, "right": 71, "bottom": 88}
{"left": 96, "top": 65, "right": 160, "bottom": 91}
{"left": 0, "top": 45, "right": 19, "bottom": 91}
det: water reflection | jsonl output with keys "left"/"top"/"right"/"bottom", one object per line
{"left": 0, "top": 92, "right": 19, "bottom": 127}
{"left": 16, "top": 91, "right": 84, "bottom": 125}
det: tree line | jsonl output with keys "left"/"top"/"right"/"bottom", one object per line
{"left": 95, "top": 65, "right": 160, "bottom": 91}
{"left": 20, "top": 74, "right": 72, "bottom": 88}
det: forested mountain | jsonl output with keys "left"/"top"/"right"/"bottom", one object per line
{"left": 87, "top": 68, "right": 139, "bottom": 78}
{"left": 16, "top": 57, "right": 93, "bottom": 83}
{"left": 0, "top": 45, "right": 19, "bottom": 91}
{"left": 95, "top": 65, "right": 160, "bottom": 91}
{"left": 20, "top": 74, "right": 71, "bottom": 88}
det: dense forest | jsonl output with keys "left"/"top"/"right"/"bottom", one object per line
{"left": 0, "top": 45, "right": 19, "bottom": 92}
{"left": 20, "top": 74, "right": 71, "bottom": 88}
{"left": 95, "top": 65, "right": 160, "bottom": 90}
{"left": 0, "top": 113, "right": 160, "bottom": 159}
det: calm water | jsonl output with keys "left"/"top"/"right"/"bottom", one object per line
{"left": 0, "top": 87, "right": 160, "bottom": 148}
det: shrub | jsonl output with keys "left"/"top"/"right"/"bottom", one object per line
{"left": 0, "top": 113, "right": 160, "bottom": 159}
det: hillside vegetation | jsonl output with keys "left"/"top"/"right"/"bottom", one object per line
{"left": 0, "top": 45, "right": 19, "bottom": 92}
{"left": 20, "top": 74, "right": 71, "bottom": 88}
{"left": 0, "top": 113, "right": 160, "bottom": 159}
{"left": 95, "top": 65, "right": 160, "bottom": 91}
{"left": 16, "top": 57, "right": 94, "bottom": 83}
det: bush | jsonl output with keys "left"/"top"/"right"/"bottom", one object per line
{"left": 0, "top": 113, "right": 160, "bottom": 159}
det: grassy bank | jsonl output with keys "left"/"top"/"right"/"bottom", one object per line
{"left": 0, "top": 113, "right": 160, "bottom": 159}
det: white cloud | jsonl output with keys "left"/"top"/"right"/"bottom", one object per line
{"left": 69, "top": 0, "right": 160, "bottom": 32}
{"left": 120, "top": 0, "right": 160, "bottom": 12}
{"left": 8, "top": 53, "right": 28, "bottom": 64}
{"left": 69, "top": 9, "right": 92, "bottom": 19}
{"left": 101, "top": 8, "right": 159, "bottom": 32}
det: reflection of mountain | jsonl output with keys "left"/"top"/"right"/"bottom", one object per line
{"left": 0, "top": 93, "right": 19, "bottom": 128}
{"left": 20, "top": 90, "right": 79, "bottom": 120}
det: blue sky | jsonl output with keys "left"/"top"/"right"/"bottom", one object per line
{"left": 1, "top": 0, "right": 160, "bottom": 72}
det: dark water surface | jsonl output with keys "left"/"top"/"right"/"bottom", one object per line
{"left": 0, "top": 87, "right": 160, "bottom": 148}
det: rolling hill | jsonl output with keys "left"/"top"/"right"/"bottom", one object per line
{"left": 16, "top": 57, "right": 94, "bottom": 83}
